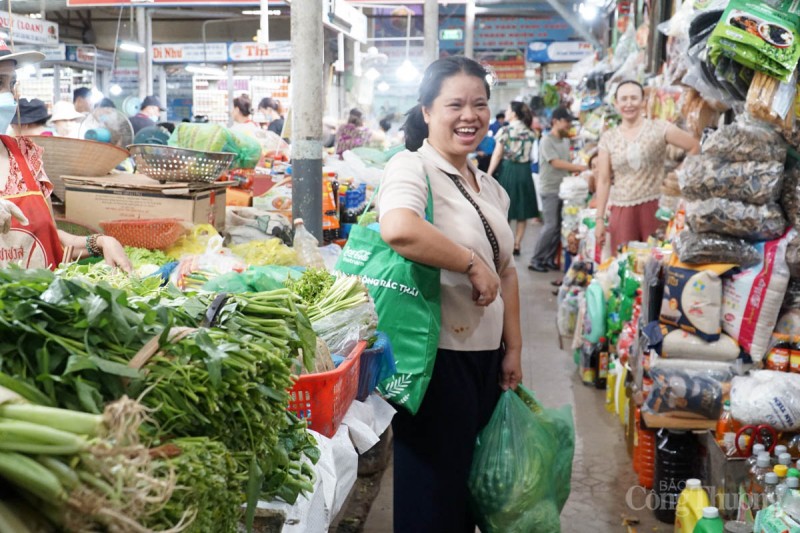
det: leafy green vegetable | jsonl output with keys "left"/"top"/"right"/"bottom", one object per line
{"left": 285, "top": 268, "right": 335, "bottom": 306}
{"left": 124, "top": 246, "right": 171, "bottom": 268}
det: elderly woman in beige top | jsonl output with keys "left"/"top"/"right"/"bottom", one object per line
{"left": 595, "top": 81, "right": 699, "bottom": 252}
{"left": 378, "top": 56, "right": 522, "bottom": 533}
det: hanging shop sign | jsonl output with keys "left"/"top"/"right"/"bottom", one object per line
{"left": 151, "top": 42, "right": 292, "bottom": 64}
{"left": 477, "top": 50, "right": 526, "bottom": 81}
{"left": 526, "top": 41, "right": 594, "bottom": 63}
{"left": 0, "top": 13, "right": 58, "bottom": 45}
{"left": 228, "top": 41, "right": 291, "bottom": 61}
{"left": 65, "top": 46, "right": 115, "bottom": 70}
{"left": 325, "top": 0, "right": 368, "bottom": 43}
{"left": 152, "top": 43, "right": 229, "bottom": 64}
{"left": 437, "top": 16, "right": 576, "bottom": 52}
{"left": 16, "top": 44, "right": 65, "bottom": 61}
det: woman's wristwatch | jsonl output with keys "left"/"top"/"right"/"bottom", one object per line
{"left": 86, "top": 234, "right": 103, "bottom": 257}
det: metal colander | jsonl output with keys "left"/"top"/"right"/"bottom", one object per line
{"left": 127, "top": 144, "right": 235, "bottom": 183}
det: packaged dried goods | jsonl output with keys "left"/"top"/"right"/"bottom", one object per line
{"left": 685, "top": 198, "right": 786, "bottom": 241}
{"left": 701, "top": 114, "right": 787, "bottom": 163}
{"left": 674, "top": 231, "right": 761, "bottom": 268}
{"left": 677, "top": 155, "right": 783, "bottom": 205}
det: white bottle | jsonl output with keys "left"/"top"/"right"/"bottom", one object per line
{"left": 748, "top": 444, "right": 767, "bottom": 469}
{"left": 764, "top": 472, "right": 780, "bottom": 508}
{"left": 774, "top": 445, "right": 789, "bottom": 465}
{"left": 779, "top": 452, "right": 793, "bottom": 466}
{"left": 789, "top": 477, "right": 800, "bottom": 489}
{"left": 293, "top": 219, "right": 326, "bottom": 270}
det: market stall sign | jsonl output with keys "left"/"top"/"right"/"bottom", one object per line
{"left": 526, "top": 41, "right": 593, "bottom": 63}
{"left": 478, "top": 53, "right": 526, "bottom": 81}
{"left": 152, "top": 43, "right": 229, "bottom": 63}
{"left": 440, "top": 28, "right": 463, "bottom": 40}
{"left": 66, "top": 46, "right": 115, "bottom": 70}
{"left": 228, "top": 41, "right": 291, "bottom": 61}
{"left": 438, "top": 15, "right": 575, "bottom": 51}
{"left": 325, "top": 0, "right": 368, "bottom": 44}
{"left": 67, "top": 0, "right": 282, "bottom": 6}
{"left": 0, "top": 13, "right": 58, "bottom": 45}
{"left": 16, "top": 44, "right": 65, "bottom": 61}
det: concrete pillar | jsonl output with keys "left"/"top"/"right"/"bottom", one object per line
{"left": 146, "top": 10, "right": 154, "bottom": 98}
{"left": 291, "top": 0, "right": 324, "bottom": 239}
{"left": 423, "top": 0, "right": 438, "bottom": 65}
{"left": 464, "top": 0, "right": 475, "bottom": 59}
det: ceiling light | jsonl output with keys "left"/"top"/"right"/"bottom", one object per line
{"left": 242, "top": 9, "right": 281, "bottom": 15}
{"left": 90, "top": 88, "right": 104, "bottom": 104}
{"left": 377, "top": 81, "right": 390, "bottom": 93}
{"left": 186, "top": 64, "right": 226, "bottom": 76}
{"left": 365, "top": 67, "right": 380, "bottom": 81}
{"left": 579, "top": 3, "right": 599, "bottom": 21}
{"left": 27, "top": 13, "right": 42, "bottom": 19}
{"left": 110, "top": 84, "right": 123, "bottom": 96}
{"left": 395, "top": 59, "right": 419, "bottom": 82}
{"left": 119, "top": 41, "right": 146, "bottom": 54}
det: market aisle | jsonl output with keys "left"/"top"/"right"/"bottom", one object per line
{"left": 361, "top": 225, "right": 666, "bottom": 532}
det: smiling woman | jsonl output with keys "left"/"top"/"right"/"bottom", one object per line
{"left": 378, "top": 56, "right": 523, "bottom": 532}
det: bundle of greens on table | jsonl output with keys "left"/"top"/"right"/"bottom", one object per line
{"left": 0, "top": 267, "right": 321, "bottom": 531}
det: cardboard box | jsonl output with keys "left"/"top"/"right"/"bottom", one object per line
{"left": 63, "top": 173, "right": 228, "bottom": 232}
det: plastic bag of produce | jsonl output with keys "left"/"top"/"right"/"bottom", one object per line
{"left": 168, "top": 123, "right": 262, "bottom": 169}
{"left": 468, "top": 386, "right": 574, "bottom": 533}
{"left": 722, "top": 230, "right": 794, "bottom": 362}
{"left": 701, "top": 114, "right": 788, "bottom": 163}
{"left": 685, "top": 198, "right": 786, "bottom": 241}
{"left": 674, "top": 231, "right": 761, "bottom": 268}
{"left": 202, "top": 265, "right": 300, "bottom": 293}
{"left": 731, "top": 371, "right": 800, "bottom": 431}
{"left": 311, "top": 302, "right": 378, "bottom": 355}
{"left": 644, "top": 365, "right": 733, "bottom": 419}
{"left": 677, "top": 155, "right": 784, "bottom": 205}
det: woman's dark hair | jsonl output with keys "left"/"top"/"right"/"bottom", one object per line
{"left": 379, "top": 117, "right": 391, "bottom": 132}
{"left": 258, "top": 97, "right": 280, "bottom": 112}
{"left": 233, "top": 94, "right": 252, "bottom": 116}
{"left": 95, "top": 98, "right": 116, "bottom": 109}
{"left": 347, "top": 108, "right": 364, "bottom": 127}
{"left": 587, "top": 153, "right": 598, "bottom": 169}
{"left": 403, "top": 56, "right": 491, "bottom": 151}
{"left": 614, "top": 80, "right": 644, "bottom": 99}
{"left": 510, "top": 101, "right": 533, "bottom": 129}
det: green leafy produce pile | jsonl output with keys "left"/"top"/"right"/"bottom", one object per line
{"left": 124, "top": 246, "right": 172, "bottom": 267}
{"left": 285, "top": 268, "right": 335, "bottom": 306}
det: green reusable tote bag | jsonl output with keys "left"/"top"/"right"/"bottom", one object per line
{"left": 335, "top": 176, "right": 440, "bottom": 414}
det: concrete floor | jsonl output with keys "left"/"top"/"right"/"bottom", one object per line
{"left": 361, "top": 224, "right": 668, "bottom": 533}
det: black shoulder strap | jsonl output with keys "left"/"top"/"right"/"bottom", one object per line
{"left": 445, "top": 172, "right": 501, "bottom": 271}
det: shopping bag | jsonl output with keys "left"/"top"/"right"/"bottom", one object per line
{"left": 335, "top": 177, "right": 440, "bottom": 415}
{"left": 468, "top": 386, "right": 575, "bottom": 533}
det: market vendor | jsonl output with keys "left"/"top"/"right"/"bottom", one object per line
{"left": 594, "top": 80, "right": 700, "bottom": 253}
{"left": 0, "top": 43, "right": 131, "bottom": 272}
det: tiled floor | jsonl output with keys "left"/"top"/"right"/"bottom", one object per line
{"left": 362, "top": 224, "right": 668, "bottom": 532}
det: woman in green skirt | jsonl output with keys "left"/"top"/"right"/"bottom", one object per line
{"left": 488, "top": 101, "right": 538, "bottom": 255}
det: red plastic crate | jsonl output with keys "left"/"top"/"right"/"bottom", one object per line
{"left": 288, "top": 341, "right": 366, "bottom": 438}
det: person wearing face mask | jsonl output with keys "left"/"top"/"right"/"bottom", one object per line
{"left": 257, "top": 97, "right": 285, "bottom": 137}
{"left": 129, "top": 96, "right": 165, "bottom": 134}
{"left": 594, "top": 81, "right": 700, "bottom": 253}
{"left": 0, "top": 42, "right": 131, "bottom": 272}
{"left": 529, "top": 107, "right": 587, "bottom": 273}
{"left": 49, "top": 101, "right": 83, "bottom": 138}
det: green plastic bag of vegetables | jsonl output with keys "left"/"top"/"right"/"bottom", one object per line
{"left": 468, "top": 386, "right": 575, "bottom": 533}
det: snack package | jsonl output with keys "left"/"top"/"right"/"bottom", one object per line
{"left": 730, "top": 371, "right": 800, "bottom": 430}
{"left": 746, "top": 70, "right": 798, "bottom": 129}
{"left": 644, "top": 365, "right": 733, "bottom": 419}
{"left": 660, "top": 257, "right": 734, "bottom": 342}
{"left": 722, "top": 230, "right": 795, "bottom": 362}
{"left": 661, "top": 327, "right": 741, "bottom": 362}
{"left": 701, "top": 114, "right": 788, "bottom": 163}
{"left": 677, "top": 155, "right": 784, "bottom": 205}
{"left": 781, "top": 152, "right": 800, "bottom": 228}
{"left": 685, "top": 198, "right": 786, "bottom": 241}
{"left": 674, "top": 231, "right": 762, "bottom": 268}
{"left": 708, "top": 0, "right": 800, "bottom": 83}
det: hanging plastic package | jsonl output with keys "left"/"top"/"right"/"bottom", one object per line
{"left": 468, "top": 386, "right": 574, "bottom": 533}
{"left": 722, "top": 229, "right": 796, "bottom": 362}
{"left": 660, "top": 257, "right": 735, "bottom": 342}
{"left": 730, "top": 371, "right": 800, "bottom": 431}
{"left": 583, "top": 279, "right": 606, "bottom": 343}
{"left": 707, "top": 0, "right": 800, "bottom": 83}
{"left": 644, "top": 365, "right": 733, "bottom": 420}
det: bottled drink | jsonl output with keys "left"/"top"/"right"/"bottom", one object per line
{"left": 766, "top": 334, "right": 791, "bottom": 371}
{"left": 580, "top": 340, "right": 598, "bottom": 386}
{"left": 776, "top": 464, "right": 790, "bottom": 482}
{"left": 674, "top": 478, "right": 708, "bottom": 533}
{"left": 791, "top": 335, "right": 800, "bottom": 373}
{"left": 774, "top": 445, "right": 789, "bottom": 465}
{"left": 789, "top": 467, "right": 800, "bottom": 479}
{"left": 634, "top": 408, "right": 656, "bottom": 489}
{"left": 293, "top": 219, "right": 326, "bottom": 270}
{"left": 747, "top": 443, "right": 768, "bottom": 469}
{"left": 763, "top": 472, "right": 780, "bottom": 508}
{"left": 716, "top": 401, "right": 739, "bottom": 454}
{"left": 779, "top": 453, "right": 793, "bottom": 467}
{"left": 788, "top": 477, "right": 800, "bottom": 490}
{"left": 654, "top": 430, "right": 701, "bottom": 523}
{"left": 692, "top": 507, "right": 724, "bottom": 533}
{"left": 605, "top": 359, "right": 617, "bottom": 412}
{"left": 595, "top": 337, "right": 609, "bottom": 389}
{"left": 750, "top": 453, "right": 773, "bottom": 497}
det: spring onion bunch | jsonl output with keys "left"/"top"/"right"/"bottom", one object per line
{"left": 0, "top": 389, "right": 186, "bottom": 532}
{"left": 306, "top": 275, "right": 370, "bottom": 322}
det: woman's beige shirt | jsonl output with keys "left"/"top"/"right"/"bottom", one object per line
{"left": 378, "top": 140, "right": 515, "bottom": 351}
